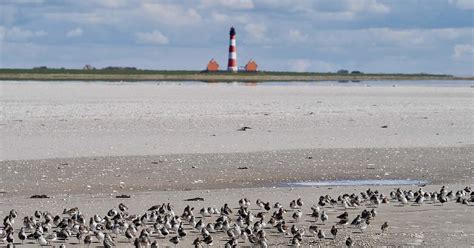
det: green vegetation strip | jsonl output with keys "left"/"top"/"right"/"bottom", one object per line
{"left": 0, "top": 69, "right": 470, "bottom": 82}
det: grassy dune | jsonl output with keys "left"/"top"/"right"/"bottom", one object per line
{"left": 0, "top": 68, "right": 470, "bottom": 82}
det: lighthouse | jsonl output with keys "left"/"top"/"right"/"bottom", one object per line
{"left": 227, "top": 27, "right": 237, "bottom": 72}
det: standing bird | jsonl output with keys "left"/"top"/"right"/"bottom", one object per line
{"left": 169, "top": 236, "right": 180, "bottom": 247}
{"left": 37, "top": 235, "right": 49, "bottom": 246}
{"left": 18, "top": 227, "right": 26, "bottom": 244}
{"left": 330, "top": 226, "right": 337, "bottom": 239}
{"left": 292, "top": 210, "right": 302, "bottom": 223}
{"left": 346, "top": 237, "right": 353, "bottom": 247}
{"left": 321, "top": 211, "right": 328, "bottom": 224}
{"left": 317, "top": 229, "right": 326, "bottom": 241}
{"left": 381, "top": 222, "right": 389, "bottom": 233}
{"left": 6, "top": 231, "right": 14, "bottom": 244}
{"left": 309, "top": 225, "right": 318, "bottom": 236}
{"left": 296, "top": 197, "right": 304, "bottom": 208}
{"left": 193, "top": 237, "right": 203, "bottom": 248}
{"left": 399, "top": 195, "right": 408, "bottom": 206}
{"left": 103, "top": 233, "right": 115, "bottom": 248}
{"left": 84, "top": 235, "right": 92, "bottom": 247}
{"left": 119, "top": 203, "right": 128, "bottom": 212}
{"left": 204, "top": 234, "right": 213, "bottom": 247}
{"left": 414, "top": 195, "right": 424, "bottom": 205}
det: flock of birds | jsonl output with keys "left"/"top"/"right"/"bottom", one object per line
{"left": 0, "top": 185, "right": 472, "bottom": 247}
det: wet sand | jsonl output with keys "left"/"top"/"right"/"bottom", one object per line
{"left": 0, "top": 147, "right": 472, "bottom": 196}
{"left": 0, "top": 81, "right": 473, "bottom": 247}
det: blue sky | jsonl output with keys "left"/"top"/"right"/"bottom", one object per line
{"left": 0, "top": 0, "right": 473, "bottom": 75}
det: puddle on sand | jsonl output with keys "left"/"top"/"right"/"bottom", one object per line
{"left": 283, "top": 179, "right": 429, "bottom": 187}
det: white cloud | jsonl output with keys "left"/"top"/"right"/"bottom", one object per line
{"left": 0, "top": 26, "right": 46, "bottom": 41}
{"left": 97, "top": 0, "right": 128, "bottom": 8}
{"left": 44, "top": 12, "right": 117, "bottom": 25}
{"left": 347, "top": 0, "right": 390, "bottom": 14}
{"left": 66, "top": 27, "right": 83, "bottom": 38}
{"left": 212, "top": 12, "right": 229, "bottom": 22}
{"left": 453, "top": 44, "right": 474, "bottom": 61}
{"left": 307, "top": 28, "right": 472, "bottom": 48}
{"left": 244, "top": 23, "right": 267, "bottom": 42}
{"left": 211, "top": 11, "right": 250, "bottom": 24}
{"left": 288, "top": 29, "right": 308, "bottom": 42}
{"left": 289, "top": 59, "right": 312, "bottom": 72}
{"left": 449, "top": 0, "right": 474, "bottom": 10}
{"left": 135, "top": 30, "right": 169, "bottom": 45}
{"left": 201, "top": 0, "right": 254, "bottom": 9}
{"left": 310, "top": 0, "right": 389, "bottom": 16}
{"left": 142, "top": 3, "right": 202, "bottom": 26}
{"left": 367, "top": 28, "right": 425, "bottom": 46}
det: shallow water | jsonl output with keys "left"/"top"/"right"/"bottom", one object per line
{"left": 284, "top": 179, "right": 429, "bottom": 187}
{"left": 2, "top": 79, "right": 473, "bottom": 87}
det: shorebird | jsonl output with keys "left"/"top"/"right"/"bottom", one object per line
{"left": 83, "top": 235, "right": 92, "bottom": 247}
{"left": 309, "top": 225, "right": 318, "bottom": 236}
{"left": 203, "top": 234, "right": 213, "bottom": 246}
{"left": 358, "top": 219, "right": 369, "bottom": 233}
{"left": 224, "top": 237, "right": 238, "bottom": 248}
{"left": 414, "top": 195, "right": 425, "bottom": 205}
{"left": 178, "top": 223, "right": 187, "bottom": 239}
{"left": 151, "top": 240, "right": 159, "bottom": 248}
{"left": 381, "top": 222, "right": 389, "bottom": 233}
{"left": 276, "top": 221, "right": 289, "bottom": 234}
{"left": 192, "top": 237, "right": 203, "bottom": 248}
{"left": 351, "top": 215, "right": 362, "bottom": 227}
{"left": 399, "top": 195, "right": 408, "bottom": 206}
{"left": 317, "top": 229, "right": 326, "bottom": 241}
{"left": 290, "top": 235, "right": 301, "bottom": 247}
{"left": 321, "top": 211, "right": 328, "bottom": 224}
{"left": 370, "top": 209, "right": 377, "bottom": 219}
{"left": 200, "top": 208, "right": 211, "bottom": 218}
{"left": 6, "top": 230, "right": 14, "bottom": 244}
{"left": 330, "top": 226, "right": 337, "bottom": 239}
{"left": 290, "top": 225, "right": 299, "bottom": 236}
{"left": 438, "top": 194, "right": 448, "bottom": 206}
{"left": 336, "top": 210, "right": 348, "bottom": 219}
{"left": 337, "top": 218, "right": 349, "bottom": 228}
{"left": 95, "top": 231, "right": 105, "bottom": 243}
{"left": 46, "top": 231, "right": 57, "bottom": 242}
{"left": 119, "top": 203, "right": 128, "bottom": 212}
{"left": 311, "top": 206, "right": 320, "bottom": 222}
{"left": 18, "top": 227, "right": 26, "bottom": 244}
{"left": 103, "top": 233, "right": 115, "bottom": 248}
{"left": 37, "top": 235, "right": 49, "bottom": 246}
{"left": 296, "top": 197, "right": 304, "bottom": 208}
{"left": 169, "top": 236, "right": 180, "bottom": 247}
{"left": 346, "top": 237, "right": 353, "bottom": 247}
{"left": 292, "top": 210, "right": 302, "bottom": 222}
{"left": 63, "top": 207, "right": 79, "bottom": 216}
{"left": 290, "top": 200, "right": 297, "bottom": 209}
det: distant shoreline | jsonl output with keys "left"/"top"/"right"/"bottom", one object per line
{"left": 0, "top": 69, "right": 472, "bottom": 82}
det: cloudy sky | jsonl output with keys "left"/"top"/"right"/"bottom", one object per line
{"left": 0, "top": 0, "right": 473, "bottom": 75}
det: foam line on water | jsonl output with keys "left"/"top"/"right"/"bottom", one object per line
{"left": 284, "top": 179, "right": 429, "bottom": 187}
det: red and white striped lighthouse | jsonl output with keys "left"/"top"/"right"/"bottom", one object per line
{"left": 227, "top": 27, "right": 237, "bottom": 72}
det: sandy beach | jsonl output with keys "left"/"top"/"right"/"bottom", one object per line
{"left": 0, "top": 81, "right": 473, "bottom": 247}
